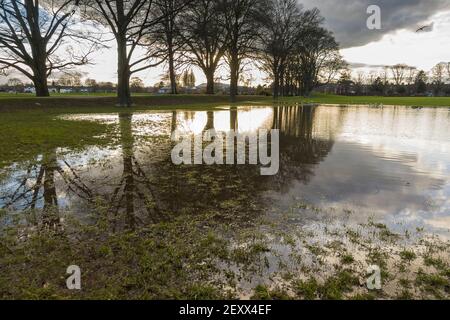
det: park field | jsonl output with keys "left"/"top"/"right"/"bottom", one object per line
{"left": 1, "top": 93, "right": 450, "bottom": 110}
{"left": 286, "top": 93, "right": 450, "bottom": 107}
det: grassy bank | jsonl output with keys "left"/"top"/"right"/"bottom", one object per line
{"left": 291, "top": 94, "right": 450, "bottom": 107}
{"left": 1, "top": 93, "right": 450, "bottom": 111}
{"left": 0, "top": 94, "right": 270, "bottom": 111}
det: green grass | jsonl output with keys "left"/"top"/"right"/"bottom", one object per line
{"left": 399, "top": 250, "right": 417, "bottom": 262}
{"left": 0, "top": 92, "right": 155, "bottom": 99}
{"left": 0, "top": 210, "right": 232, "bottom": 299}
{"left": 293, "top": 270, "right": 360, "bottom": 300}
{"left": 0, "top": 109, "right": 115, "bottom": 167}
{"left": 286, "top": 93, "right": 450, "bottom": 107}
{"left": 1, "top": 92, "right": 450, "bottom": 107}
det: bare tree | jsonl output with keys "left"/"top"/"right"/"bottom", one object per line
{"left": 258, "top": 1, "right": 335, "bottom": 97}
{"left": 146, "top": 0, "right": 193, "bottom": 94}
{"left": 353, "top": 71, "right": 366, "bottom": 95}
{"left": 219, "top": 0, "right": 264, "bottom": 102}
{"left": 405, "top": 66, "right": 418, "bottom": 85}
{"left": 0, "top": 0, "right": 98, "bottom": 96}
{"left": 390, "top": 64, "right": 408, "bottom": 86}
{"left": 258, "top": 0, "right": 306, "bottom": 98}
{"left": 319, "top": 52, "right": 347, "bottom": 85}
{"left": 57, "top": 70, "right": 84, "bottom": 86}
{"left": 180, "top": 0, "right": 228, "bottom": 94}
{"left": 446, "top": 62, "right": 450, "bottom": 83}
{"left": 81, "top": 0, "right": 164, "bottom": 106}
{"left": 431, "top": 62, "right": 446, "bottom": 94}
{"left": 295, "top": 21, "right": 338, "bottom": 96}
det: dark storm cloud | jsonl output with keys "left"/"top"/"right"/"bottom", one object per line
{"left": 300, "top": 0, "right": 450, "bottom": 48}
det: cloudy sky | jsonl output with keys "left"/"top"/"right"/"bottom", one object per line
{"left": 302, "top": 0, "right": 450, "bottom": 72}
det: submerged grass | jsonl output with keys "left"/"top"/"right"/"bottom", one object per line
{"left": 0, "top": 210, "right": 231, "bottom": 299}
{"left": 0, "top": 202, "right": 449, "bottom": 300}
{"left": 0, "top": 110, "right": 115, "bottom": 167}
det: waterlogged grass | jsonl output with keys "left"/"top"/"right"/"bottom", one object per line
{"left": 0, "top": 210, "right": 231, "bottom": 299}
{"left": 0, "top": 201, "right": 448, "bottom": 300}
{"left": 0, "top": 110, "right": 115, "bottom": 167}
{"left": 1, "top": 92, "right": 450, "bottom": 108}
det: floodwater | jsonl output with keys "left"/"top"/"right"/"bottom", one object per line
{"left": 1, "top": 104, "right": 450, "bottom": 238}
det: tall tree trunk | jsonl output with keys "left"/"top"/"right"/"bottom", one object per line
{"left": 273, "top": 72, "right": 280, "bottom": 99}
{"left": 30, "top": 28, "right": 50, "bottom": 97}
{"left": 206, "top": 70, "right": 214, "bottom": 95}
{"left": 168, "top": 42, "right": 177, "bottom": 94}
{"left": 34, "top": 75, "right": 50, "bottom": 97}
{"left": 229, "top": 52, "right": 239, "bottom": 102}
{"left": 117, "top": 35, "right": 132, "bottom": 107}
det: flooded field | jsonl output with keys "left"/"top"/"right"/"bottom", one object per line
{"left": 0, "top": 104, "right": 449, "bottom": 299}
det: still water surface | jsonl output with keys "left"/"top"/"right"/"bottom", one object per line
{"left": 1, "top": 104, "right": 449, "bottom": 237}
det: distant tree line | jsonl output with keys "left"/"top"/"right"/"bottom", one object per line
{"left": 330, "top": 62, "right": 450, "bottom": 97}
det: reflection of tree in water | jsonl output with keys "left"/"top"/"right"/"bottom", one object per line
{"left": 230, "top": 107, "right": 238, "bottom": 131}
{"left": 0, "top": 106, "right": 340, "bottom": 228}
{"left": 269, "top": 104, "right": 337, "bottom": 191}
{"left": 145, "top": 108, "right": 264, "bottom": 224}
{"left": 147, "top": 105, "right": 338, "bottom": 222}
{"left": 109, "top": 113, "right": 164, "bottom": 230}
{"left": 0, "top": 148, "right": 93, "bottom": 227}
{"left": 204, "top": 111, "right": 215, "bottom": 131}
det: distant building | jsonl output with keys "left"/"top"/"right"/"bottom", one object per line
{"left": 157, "top": 86, "right": 172, "bottom": 94}
{"left": 24, "top": 87, "right": 36, "bottom": 94}
{"left": 60, "top": 88, "right": 73, "bottom": 94}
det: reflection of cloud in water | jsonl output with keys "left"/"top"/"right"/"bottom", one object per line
{"left": 271, "top": 106, "right": 450, "bottom": 236}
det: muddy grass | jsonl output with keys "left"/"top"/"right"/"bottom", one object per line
{"left": 0, "top": 201, "right": 448, "bottom": 300}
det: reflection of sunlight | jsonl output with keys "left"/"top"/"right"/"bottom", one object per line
{"left": 175, "top": 107, "right": 273, "bottom": 134}
{"left": 213, "top": 111, "right": 231, "bottom": 132}
{"left": 58, "top": 113, "right": 119, "bottom": 124}
{"left": 177, "top": 111, "right": 207, "bottom": 134}
{"left": 237, "top": 108, "right": 273, "bottom": 133}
